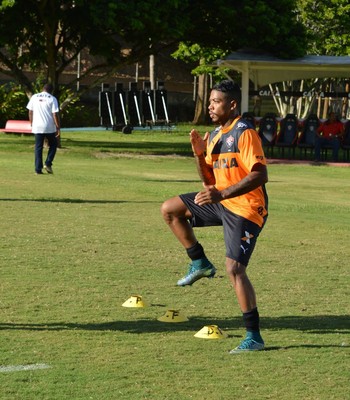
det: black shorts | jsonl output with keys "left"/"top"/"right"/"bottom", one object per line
{"left": 179, "top": 192, "right": 266, "bottom": 266}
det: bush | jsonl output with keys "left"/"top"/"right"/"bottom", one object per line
{"left": 60, "top": 101, "right": 100, "bottom": 127}
{"left": 0, "top": 82, "right": 100, "bottom": 128}
{"left": 0, "top": 83, "right": 28, "bottom": 126}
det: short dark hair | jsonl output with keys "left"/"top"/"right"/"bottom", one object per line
{"left": 212, "top": 80, "right": 241, "bottom": 106}
{"left": 43, "top": 83, "right": 53, "bottom": 93}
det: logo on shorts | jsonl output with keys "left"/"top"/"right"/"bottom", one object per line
{"left": 240, "top": 245, "right": 249, "bottom": 254}
{"left": 240, "top": 231, "right": 254, "bottom": 254}
{"left": 241, "top": 231, "right": 254, "bottom": 244}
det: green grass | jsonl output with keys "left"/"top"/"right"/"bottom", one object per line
{"left": 0, "top": 127, "right": 349, "bottom": 399}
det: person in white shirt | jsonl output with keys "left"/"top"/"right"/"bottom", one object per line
{"left": 26, "top": 83, "right": 60, "bottom": 174}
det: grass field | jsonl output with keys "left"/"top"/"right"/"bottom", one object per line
{"left": 0, "top": 127, "right": 349, "bottom": 399}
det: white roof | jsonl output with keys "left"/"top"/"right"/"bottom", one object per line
{"left": 217, "top": 51, "right": 350, "bottom": 112}
{"left": 218, "top": 51, "right": 350, "bottom": 86}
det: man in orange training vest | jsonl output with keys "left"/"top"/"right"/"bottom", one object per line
{"left": 161, "top": 80, "right": 269, "bottom": 353}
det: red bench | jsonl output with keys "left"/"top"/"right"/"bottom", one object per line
{"left": 0, "top": 120, "right": 32, "bottom": 134}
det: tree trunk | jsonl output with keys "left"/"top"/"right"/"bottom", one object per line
{"left": 192, "top": 73, "right": 210, "bottom": 125}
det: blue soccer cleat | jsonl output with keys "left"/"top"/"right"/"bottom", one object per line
{"left": 229, "top": 336, "right": 265, "bottom": 354}
{"left": 177, "top": 258, "right": 216, "bottom": 286}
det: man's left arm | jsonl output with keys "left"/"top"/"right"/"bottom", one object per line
{"left": 194, "top": 163, "right": 267, "bottom": 206}
{"left": 53, "top": 112, "right": 61, "bottom": 137}
{"left": 28, "top": 110, "right": 33, "bottom": 125}
{"left": 220, "top": 163, "right": 268, "bottom": 199}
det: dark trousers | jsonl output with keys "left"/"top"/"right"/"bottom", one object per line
{"left": 315, "top": 136, "right": 340, "bottom": 162}
{"left": 34, "top": 133, "right": 57, "bottom": 173}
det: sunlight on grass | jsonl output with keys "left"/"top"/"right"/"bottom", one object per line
{"left": 0, "top": 129, "right": 349, "bottom": 399}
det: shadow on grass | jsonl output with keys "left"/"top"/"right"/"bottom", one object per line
{"left": 144, "top": 179, "right": 199, "bottom": 183}
{"left": 1, "top": 315, "right": 349, "bottom": 336}
{"left": 0, "top": 198, "right": 159, "bottom": 204}
{"left": 62, "top": 139, "right": 193, "bottom": 156}
{"left": 0, "top": 137, "right": 193, "bottom": 156}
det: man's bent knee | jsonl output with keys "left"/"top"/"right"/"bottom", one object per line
{"left": 160, "top": 196, "right": 189, "bottom": 222}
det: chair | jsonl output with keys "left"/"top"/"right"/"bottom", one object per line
{"left": 297, "top": 114, "right": 319, "bottom": 160}
{"left": 257, "top": 113, "right": 278, "bottom": 157}
{"left": 241, "top": 112, "right": 256, "bottom": 129}
{"left": 341, "top": 120, "right": 350, "bottom": 162}
{"left": 317, "top": 115, "right": 343, "bottom": 161}
{"left": 275, "top": 113, "right": 299, "bottom": 158}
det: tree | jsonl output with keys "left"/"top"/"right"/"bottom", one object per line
{"left": 172, "top": 44, "right": 231, "bottom": 124}
{"left": 0, "top": 0, "right": 201, "bottom": 102}
{"left": 295, "top": 0, "right": 350, "bottom": 118}
{"left": 297, "top": 0, "right": 350, "bottom": 56}
{"left": 172, "top": 0, "right": 308, "bottom": 123}
{"left": 0, "top": 0, "right": 307, "bottom": 112}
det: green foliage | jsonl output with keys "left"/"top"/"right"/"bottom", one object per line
{"left": 172, "top": 43, "right": 231, "bottom": 79}
{"left": 0, "top": 0, "right": 14, "bottom": 9}
{"left": 0, "top": 83, "right": 28, "bottom": 124}
{"left": 1, "top": 0, "right": 189, "bottom": 94}
{"left": 0, "top": 0, "right": 308, "bottom": 99}
{"left": 181, "top": 0, "right": 307, "bottom": 58}
{"left": 173, "top": 0, "right": 307, "bottom": 80}
{"left": 57, "top": 86, "right": 85, "bottom": 125}
{"left": 297, "top": 0, "right": 350, "bottom": 55}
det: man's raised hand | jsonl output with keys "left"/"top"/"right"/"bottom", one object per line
{"left": 190, "top": 129, "right": 209, "bottom": 156}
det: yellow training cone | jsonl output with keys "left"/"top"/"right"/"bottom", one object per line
{"left": 157, "top": 309, "right": 189, "bottom": 323}
{"left": 122, "top": 295, "right": 147, "bottom": 308}
{"left": 194, "top": 325, "right": 226, "bottom": 339}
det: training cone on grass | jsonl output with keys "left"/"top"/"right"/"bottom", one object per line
{"left": 122, "top": 295, "right": 147, "bottom": 308}
{"left": 194, "top": 325, "right": 226, "bottom": 339}
{"left": 157, "top": 309, "right": 189, "bottom": 323}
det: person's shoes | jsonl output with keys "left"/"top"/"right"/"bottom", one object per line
{"left": 229, "top": 336, "right": 265, "bottom": 354}
{"left": 35, "top": 171, "right": 43, "bottom": 175}
{"left": 44, "top": 165, "right": 53, "bottom": 174}
{"left": 177, "top": 258, "right": 216, "bottom": 286}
